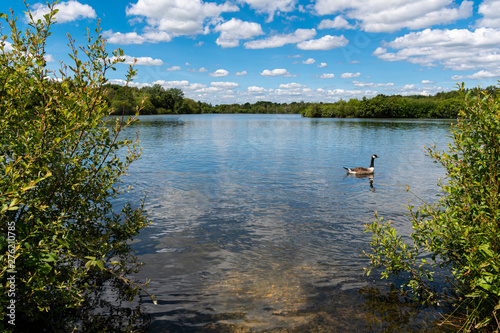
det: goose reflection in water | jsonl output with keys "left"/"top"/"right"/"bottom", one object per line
{"left": 346, "top": 173, "right": 376, "bottom": 191}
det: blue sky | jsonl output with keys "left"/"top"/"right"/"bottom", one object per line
{"left": 3, "top": 0, "right": 500, "bottom": 104}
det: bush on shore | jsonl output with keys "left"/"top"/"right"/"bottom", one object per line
{"left": 364, "top": 82, "right": 500, "bottom": 331}
{"left": 0, "top": 3, "right": 151, "bottom": 331}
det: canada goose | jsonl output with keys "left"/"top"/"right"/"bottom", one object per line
{"left": 343, "top": 154, "right": 379, "bottom": 175}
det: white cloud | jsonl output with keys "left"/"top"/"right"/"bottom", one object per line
{"left": 297, "top": 35, "right": 348, "bottom": 50}
{"left": 2, "top": 41, "right": 13, "bottom": 52}
{"left": 211, "top": 82, "right": 239, "bottom": 89}
{"left": 103, "top": 31, "right": 146, "bottom": 45}
{"left": 451, "top": 70, "right": 499, "bottom": 80}
{"left": 142, "top": 30, "right": 173, "bottom": 43}
{"left": 245, "top": 28, "right": 316, "bottom": 49}
{"left": 106, "top": 0, "right": 239, "bottom": 44}
{"left": 30, "top": 1, "right": 96, "bottom": 23}
{"left": 279, "top": 82, "right": 305, "bottom": 88}
{"left": 235, "top": 71, "right": 248, "bottom": 76}
{"left": 260, "top": 68, "right": 295, "bottom": 77}
{"left": 126, "top": 0, "right": 239, "bottom": 35}
{"left": 166, "top": 66, "right": 181, "bottom": 71}
{"left": 314, "top": 0, "right": 473, "bottom": 32}
{"left": 421, "top": 80, "right": 435, "bottom": 84}
{"left": 248, "top": 86, "right": 268, "bottom": 93}
{"left": 319, "top": 73, "right": 335, "bottom": 79}
{"left": 318, "top": 62, "right": 328, "bottom": 68}
{"left": 214, "top": 18, "right": 264, "bottom": 48}
{"left": 209, "top": 69, "right": 230, "bottom": 77}
{"left": 44, "top": 54, "right": 56, "bottom": 62}
{"left": 113, "top": 55, "right": 163, "bottom": 66}
{"left": 373, "top": 28, "right": 500, "bottom": 71}
{"left": 303, "top": 58, "right": 315, "bottom": 64}
{"left": 153, "top": 80, "right": 207, "bottom": 91}
{"left": 477, "top": 0, "right": 500, "bottom": 28}
{"left": 353, "top": 81, "right": 394, "bottom": 87}
{"left": 108, "top": 79, "right": 151, "bottom": 89}
{"left": 153, "top": 79, "right": 190, "bottom": 87}
{"left": 340, "top": 72, "right": 361, "bottom": 78}
{"left": 237, "top": 0, "right": 296, "bottom": 22}
{"left": 318, "top": 16, "right": 355, "bottom": 30}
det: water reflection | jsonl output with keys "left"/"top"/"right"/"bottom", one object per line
{"left": 346, "top": 173, "right": 376, "bottom": 191}
{"left": 119, "top": 114, "right": 453, "bottom": 331}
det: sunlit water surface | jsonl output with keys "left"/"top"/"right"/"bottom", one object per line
{"left": 119, "top": 114, "right": 453, "bottom": 332}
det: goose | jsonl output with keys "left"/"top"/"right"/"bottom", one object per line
{"left": 343, "top": 154, "right": 379, "bottom": 175}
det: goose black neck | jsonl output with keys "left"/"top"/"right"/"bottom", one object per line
{"left": 370, "top": 156, "right": 376, "bottom": 168}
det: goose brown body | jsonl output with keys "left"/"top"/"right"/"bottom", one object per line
{"left": 343, "top": 155, "right": 378, "bottom": 175}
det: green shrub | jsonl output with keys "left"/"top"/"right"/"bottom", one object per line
{"left": 0, "top": 4, "right": 151, "bottom": 331}
{"left": 364, "top": 82, "right": 500, "bottom": 331}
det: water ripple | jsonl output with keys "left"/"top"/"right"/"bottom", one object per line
{"left": 121, "top": 115, "right": 452, "bottom": 331}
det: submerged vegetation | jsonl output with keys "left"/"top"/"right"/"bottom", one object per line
{"left": 364, "top": 82, "right": 500, "bottom": 331}
{"left": 0, "top": 4, "right": 150, "bottom": 331}
{"left": 106, "top": 82, "right": 499, "bottom": 119}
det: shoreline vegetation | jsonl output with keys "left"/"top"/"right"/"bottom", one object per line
{"left": 1, "top": 4, "right": 151, "bottom": 332}
{"left": 365, "top": 83, "right": 500, "bottom": 331}
{"left": 106, "top": 82, "right": 499, "bottom": 119}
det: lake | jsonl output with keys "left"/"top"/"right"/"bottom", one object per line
{"left": 120, "top": 114, "right": 453, "bottom": 332}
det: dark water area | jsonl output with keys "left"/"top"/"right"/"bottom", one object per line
{"left": 117, "top": 114, "right": 454, "bottom": 332}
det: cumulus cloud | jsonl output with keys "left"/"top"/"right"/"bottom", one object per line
{"left": 235, "top": 71, "right": 248, "bottom": 76}
{"left": 451, "top": 70, "right": 499, "bottom": 80}
{"left": 153, "top": 79, "right": 190, "bottom": 87}
{"left": 105, "top": 0, "right": 239, "bottom": 44}
{"left": 103, "top": 31, "right": 147, "bottom": 45}
{"left": 214, "top": 18, "right": 264, "bottom": 48}
{"left": 318, "top": 16, "right": 355, "bottom": 30}
{"left": 118, "top": 55, "right": 164, "bottom": 66}
{"left": 260, "top": 68, "right": 295, "bottom": 77}
{"left": 477, "top": 0, "right": 500, "bottom": 28}
{"left": 211, "top": 82, "right": 239, "bottom": 88}
{"left": 303, "top": 58, "right": 316, "bottom": 64}
{"left": 279, "top": 82, "right": 305, "bottom": 88}
{"left": 152, "top": 80, "right": 208, "bottom": 91}
{"left": 318, "top": 62, "right": 328, "bottom": 68}
{"left": 314, "top": 0, "right": 473, "bottom": 32}
{"left": 319, "top": 73, "right": 335, "bottom": 79}
{"left": 209, "top": 69, "right": 230, "bottom": 77}
{"left": 108, "top": 79, "right": 151, "bottom": 88}
{"left": 44, "top": 54, "right": 56, "bottom": 62}
{"left": 237, "top": 0, "right": 296, "bottom": 22}
{"left": 29, "top": 1, "right": 96, "bottom": 23}
{"left": 421, "top": 80, "right": 435, "bottom": 84}
{"left": 2, "top": 41, "right": 13, "bottom": 52}
{"left": 341, "top": 72, "right": 361, "bottom": 78}
{"left": 248, "top": 86, "right": 268, "bottom": 93}
{"left": 373, "top": 28, "right": 500, "bottom": 71}
{"left": 245, "top": 28, "right": 316, "bottom": 49}
{"left": 297, "top": 35, "right": 348, "bottom": 50}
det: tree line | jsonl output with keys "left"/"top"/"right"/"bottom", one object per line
{"left": 106, "top": 83, "right": 499, "bottom": 118}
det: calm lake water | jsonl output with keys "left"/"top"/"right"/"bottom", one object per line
{"left": 121, "top": 114, "right": 453, "bottom": 332}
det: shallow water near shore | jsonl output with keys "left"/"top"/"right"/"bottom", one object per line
{"left": 118, "top": 114, "right": 454, "bottom": 332}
